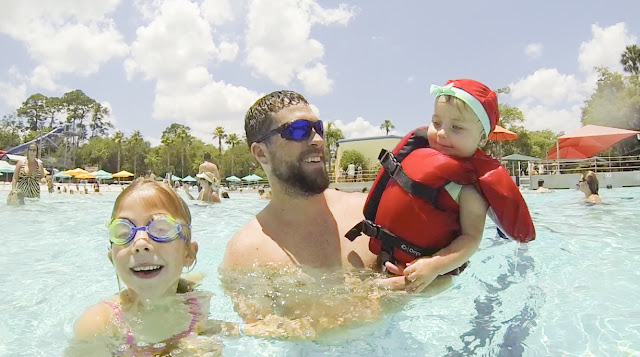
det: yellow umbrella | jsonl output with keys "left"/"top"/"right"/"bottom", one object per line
{"left": 62, "top": 168, "right": 89, "bottom": 177}
{"left": 112, "top": 170, "right": 134, "bottom": 178}
{"left": 44, "top": 168, "right": 50, "bottom": 175}
{"left": 75, "top": 172, "right": 95, "bottom": 180}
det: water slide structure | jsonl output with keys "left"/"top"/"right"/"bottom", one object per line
{"left": 0, "top": 126, "right": 64, "bottom": 160}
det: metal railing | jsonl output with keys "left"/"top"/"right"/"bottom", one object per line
{"left": 506, "top": 155, "right": 640, "bottom": 176}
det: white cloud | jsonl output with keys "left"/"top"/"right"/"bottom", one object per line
{"left": 333, "top": 117, "right": 402, "bottom": 139}
{"left": 218, "top": 41, "right": 239, "bottom": 62}
{"left": 0, "top": 0, "right": 127, "bottom": 79}
{"left": 100, "top": 101, "right": 118, "bottom": 128}
{"left": 144, "top": 135, "right": 162, "bottom": 147}
{"left": 297, "top": 63, "right": 333, "bottom": 95}
{"left": 126, "top": 0, "right": 261, "bottom": 141}
{"left": 510, "top": 68, "right": 586, "bottom": 107}
{"left": 578, "top": 23, "right": 637, "bottom": 80}
{"left": 524, "top": 43, "right": 542, "bottom": 58}
{"left": 517, "top": 103, "right": 582, "bottom": 134}
{"left": 29, "top": 66, "right": 57, "bottom": 91}
{"left": 406, "top": 76, "right": 415, "bottom": 83}
{"left": 0, "top": 81, "right": 27, "bottom": 108}
{"left": 0, "top": 0, "right": 127, "bottom": 105}
{"left": 245, "top": 0, "right": 354, "bottom": 92}
{"left": 201, "top": 0, "right": 234, "bottom": 26}
{"left": 507, "top": 22, "right": 638, "bottom": 134}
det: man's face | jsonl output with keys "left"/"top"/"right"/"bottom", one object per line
{"left": 265, "top": 104, "right": 329, "bottom": 197}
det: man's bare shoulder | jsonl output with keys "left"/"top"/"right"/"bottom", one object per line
{"left": 325, "top": 189, "right": 367, "bottom": 212}
{"left": 223, "top": 217, "right": 279, "bottom": 269}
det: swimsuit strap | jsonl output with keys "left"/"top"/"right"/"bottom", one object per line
{"left": 102, "top": 300, "right": 135, "bottom": 345}
{"left": 104, "top": 296, "right": 202, "bottom": 354}
{"left": 162, "top": 296, "right": 203, "bottom": 343}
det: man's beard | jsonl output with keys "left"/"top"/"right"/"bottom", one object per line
{"left": 271, "top": 148, "right": 330, "bottom": 198}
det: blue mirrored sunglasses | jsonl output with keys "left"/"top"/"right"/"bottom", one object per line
{"left": 108, "top": 214, "right": 190, "bottom": 245}
{"left": 255, "top": 119, "right": 324, "bottom": 143}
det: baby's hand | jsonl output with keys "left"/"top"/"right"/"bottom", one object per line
{"left": 403, "top": 258, "right": 439, "bottom": 293}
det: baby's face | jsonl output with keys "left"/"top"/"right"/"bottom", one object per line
{"left": 427, "top": 96, "right": 485, "bottom": 158}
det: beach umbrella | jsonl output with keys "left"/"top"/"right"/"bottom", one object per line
{"left": 0, "top": 161, "right": 15, "bottom": 173}
{"left": 53, "top": 172, "right": 72, "bottom": 179}
{"left": 112, "top": 170, "right": 134, "bottom": 178}
{"left": 225, "top": 175, "right": 242, "bottom": 182}
{"left": 242, "top": 174, "right": 263, "bottom": 182}
{"left": 488, "top": 125, "right": 518, "bottom": 141}
{"left": 63, "top": 168, "right": 89, "bottom": 177}
{"left": 92, "top": 169, "right": 113, "bottom": 180}
{"left": 181, "top": 175, "right": 197, "bottom": 182}
{"left": 502, "top": 154, "right": 541, "bottom": 162}
{"left": 546, "top": 124, "right": 640, "bottom": 159}
{"left": 75, "top": 172, "right": 95, "bottom": 180}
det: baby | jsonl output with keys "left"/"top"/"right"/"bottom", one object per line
{"left": 349, "top": 79, "right": 535, "bottom": 293}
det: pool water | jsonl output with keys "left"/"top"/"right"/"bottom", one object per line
{"left": 1, "top": 188, "right": 639, "bottom": 356}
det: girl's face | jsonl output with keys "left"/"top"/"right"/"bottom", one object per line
{"left": 577, "top": 175, "right": 591, "bottom": 196}
{"left": 109, "top": 191, "right": 195, "bottom": 299}
{"left": 27, "top": 145, "right": 37, "bottom": 159}
{"left": 427, "top": 97, "right": 485, "bottom": 158}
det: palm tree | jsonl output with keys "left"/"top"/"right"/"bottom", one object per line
{"left": 212, "top": 126, "right": 227, "bottom": 154}
{"left": 621, "top": 44, "right": 640, "bottom": 75}
{"left": 324, "top": 122, "right": 344, "bottom": 172}
{"left": 225, "top": 133, "right": 241, "bottom": 148}
{"left": 380, "top": 120, "right": 395, "bottom": 135}
{"left": 113, "top": 131, "right": 124, "bottom": 171}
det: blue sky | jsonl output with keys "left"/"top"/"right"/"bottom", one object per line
{"left": 0, "top": 0, "right": 638, "bottom": 147}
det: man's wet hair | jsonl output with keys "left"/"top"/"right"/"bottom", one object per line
{"left": 204, "top": 152, "right": 211, "bottom": 161}
{"left": 244, "top": 90, "right": 309, "bottom": 147}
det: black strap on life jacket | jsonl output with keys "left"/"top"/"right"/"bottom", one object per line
{"left": 347, "top": 220, "right": 440, "bottom": 260}
{"left": 362, "top": 128, "right": 430, "bottom": 220}
{"left": 345, "top": 128, "right": 443, "bottom": 263}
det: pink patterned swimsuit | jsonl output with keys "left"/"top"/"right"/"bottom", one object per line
{"left": 103, "top": 297, "right": 203, "bottom": 356}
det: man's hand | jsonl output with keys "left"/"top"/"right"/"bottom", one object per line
{"left": 373, "top": 261, "right": 407, "bottom": 291}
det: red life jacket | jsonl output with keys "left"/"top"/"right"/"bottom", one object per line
{"left": 345, "top": 127, "right": 535, "bottom": 266}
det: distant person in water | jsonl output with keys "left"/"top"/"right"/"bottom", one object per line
{"left": 10, "top": 143, "right": 52, "bottom": 199}
{"left": 536, "top": 179, "right": 550, "bottom": 193}
{"left": 578, "top": 171, "right": 601, "bottom": 204}
{"left": 199, "top": 153, "right": 221, "bottom": 186}
{"left": 6, "top": 189, "right": 25, "bottom": 206}
{"left": 184, "top": 172, "right": 221, "bottom": 203}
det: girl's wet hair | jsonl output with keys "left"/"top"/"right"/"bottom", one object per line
{"left": 583, "top": 171, "right": 599, "bottom": 195}
{"left": 111, "top": 178, "right": 192, "bottom": 241}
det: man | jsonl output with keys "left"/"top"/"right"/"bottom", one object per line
{"left": 223, "top": 90, "right": 378, "bottom": 270}
{"left": 221, "top": 90, "right": 400, "bottom": 338}
{"left": 199, "top": 152, "right": 220, "bottom": 186}
{"left": 536, "top": 179, "right": 551, "bottom": 193}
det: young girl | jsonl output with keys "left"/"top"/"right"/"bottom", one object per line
{"left": 68, "top": 178, "right": 229, "bottom": 356}
{"left": 578, "top": 170, "right": 601, "bottom": 203}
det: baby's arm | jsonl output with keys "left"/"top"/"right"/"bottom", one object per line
{"left": 402, "top": 185, "right": 488, "bottom": 293}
